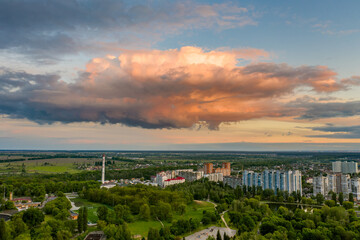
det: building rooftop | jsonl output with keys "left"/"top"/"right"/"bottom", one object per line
{"left": 164, "top": 177, "right": 185, "bottom": 182}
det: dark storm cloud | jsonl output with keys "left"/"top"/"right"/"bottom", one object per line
{"left": 0, "top": 0, "right": 255, "bottom": 61}
{"left": 307, "top": 125, "right": 360, "bottom": 139}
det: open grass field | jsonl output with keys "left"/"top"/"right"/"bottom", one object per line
{"left": 0, "top": 158, "right": 95, "bottom": 174}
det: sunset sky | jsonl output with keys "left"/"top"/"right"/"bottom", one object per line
{"left": 1, "top": 0, "right": 360, "bottom": 150}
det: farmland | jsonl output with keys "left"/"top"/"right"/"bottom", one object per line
{"left": 0, "top": 158, "right": 95, "bottom": 174}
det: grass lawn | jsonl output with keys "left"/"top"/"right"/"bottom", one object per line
{"left": 26, "top": 164, "right": 82, "bottom": 174}
{"left": 72, "top": 198, "right": 113, "bottom": 223}
{"left": 128, "top": 220, "right": 164, "bottom": 237}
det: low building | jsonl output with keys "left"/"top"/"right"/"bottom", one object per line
{"left": 162, "top": 177, "right": 185, "bottom": 187}
{"left": 84, "top": 231, "right": 106, "bottom": 240}
{"left": 11, "top": 197, "right": 32, "bottom": 203}
{"left": 101, "top": 182, "right": 117, "bottom": 189}
{"left": 70, "top": 211, "right": 78, "bottom": 220}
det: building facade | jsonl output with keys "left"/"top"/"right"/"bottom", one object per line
{"left": 313, "top": 176, "right": 328, "bottom": 196}
{"left": 332, "top": 161, "right": 358, "bottom": 174}
{"left": 203, "top": 162, "right": 231, "bottom": 176}
{"left": 243, "top": 170, "right": 302, "bottom": 195}
{"left": 178, "top": 170, "right": 204, "bottom": 182}
{"left": 205, "top": 173, "right": 223, "bottom": 182}
{"left": 163, "top": 177, "right": 186, "bottom": 187}
{"left": 223, "top": 176, "right": 242, "bottom": 189}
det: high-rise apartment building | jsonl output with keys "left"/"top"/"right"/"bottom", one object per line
{"left": 203, "top": 162, "right": 231, "bottom": 176}
{"left": 204, "top": 163, "right": 213, "bottom": 174}
{"left": 351, "top": 178, "right": 360, "bottom": 200}
{"left": 312, "top": 174, "right": 360, "bottom": 198}
{"left": 243, "top": 170, "right": 302, "bottom": 195}
{"left": 313, "top": 176, "right": 328, "bottom": 196}
{"left": 332, "top": 161, "right": 358, "bottom": 174}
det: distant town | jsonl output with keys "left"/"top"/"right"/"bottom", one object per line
{"left": 2, "top": 151, "right": 360, "bottom": 240}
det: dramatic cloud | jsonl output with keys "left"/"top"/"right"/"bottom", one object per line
{"left": 0, "top": 47, "right": 355, "bottom": 129}
{"left": 308, "top": 124, "right": 360, "bottom": 139}
{"left": 0, "top": 0, "right": 255, "bottom": 61}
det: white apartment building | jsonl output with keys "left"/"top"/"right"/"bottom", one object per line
{"left": 178, "top": 170, "right": 204, "bottom": 182}
{"left": 332, "top": 161, "right": 358, "bottom": 174}
{"left": 312, "top": 174, "right": 360, "bottom": 198}
{"left": 313, "top": 176, "right": 328, "bottom": 196}
{"left": 162, "top": 177, "right": 185, "bottom": 187}
{"left": 351, "top": 178, "right": 360, "bottom": 200}
{"left": 242, "top": 170, "right": 302, "bottom": 195}
{"left": 205, "top": 173, "right": 223, "bottom": 182}
{"left": 223, "top": 176, "right": 242, "bottom": 189}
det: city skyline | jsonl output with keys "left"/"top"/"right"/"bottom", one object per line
{"left": 1, "top": 0, "right": 360, "bottom": 150}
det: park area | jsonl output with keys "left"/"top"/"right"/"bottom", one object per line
{"left": 70, "top": 197, "right": 217, "bottom": 237}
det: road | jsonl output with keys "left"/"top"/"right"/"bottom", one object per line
{"left": 206, "top": 200, "right": 230, "bottom": 231}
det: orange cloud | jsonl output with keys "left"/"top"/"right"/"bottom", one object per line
{"left": 0, "top": 47, "right": 353, "bottom": 129}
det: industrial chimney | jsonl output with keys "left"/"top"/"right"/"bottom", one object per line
{"left": 102, "top": 154, "right": 106, "bottom": 184}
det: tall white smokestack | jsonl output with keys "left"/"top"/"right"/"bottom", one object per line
{"left": 102, "top": 154, "right": 105, "bottom": 184}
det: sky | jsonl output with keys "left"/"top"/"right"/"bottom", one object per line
{"left": 1, "top": 0, "right": 360, "bottom": 151}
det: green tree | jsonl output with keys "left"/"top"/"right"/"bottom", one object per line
{"left": 332, "top": 192, "right": 337, "bottom": 205}
{"left": 56, "top": 230, "right": 72, "bottom": 240}
{"left": 77, "top": 207, "right": 83, "bottom": 233}
{"left": 139, "top": 204, "right": 151, "bottom": 221}
{"left": 349, "top": 193, "right": 354, "bottom": 203}
{"left": 21, "top": 163, "right": 26, "bottom": 173}
{"left": 339, "top": 192, "right": 344, "bottom": 205}
{"left": 316, "top": 193, "right": 324, "bottom": 205}
{"left": 10, "top": 215, "right": 28, "bottom": 238}
{"left": 97, "top": 206, "right": 108, "bottom": 221}
{"left": 4, "top": 201, "right": 16, "bottom": 210}
{"left": 148, "top": 227, "right": 160, "bottom": 240}
{"left": 0, "top": 219, "right": 9, "bottom": 240}
{"left": 179, "top": 204, "right": 187, "bottom": 215}
{"left": 343, "top": 201, "right": 353, "bottom": 210}
{"left": 114, "top": 204, "right": 132, "bottom": 222}
{"left": 22, "top": 207, "right": 44, "bottom": 228}
{"left": 83, "top": 207, "right": 88, "bottom": 232}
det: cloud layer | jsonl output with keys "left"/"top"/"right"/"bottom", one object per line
{"left": 0, "top": 0, "right": 255, "bottom": 61}
{"left": 1, "top": 46, "right": 356, "bottom": 130}
{"left": 308, "top": 124, "right": 360, "bottom": 139}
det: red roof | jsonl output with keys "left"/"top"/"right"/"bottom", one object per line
{"left": 164, "top": 177, "right": 185, "bottom": 182}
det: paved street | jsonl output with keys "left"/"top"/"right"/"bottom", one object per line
{"left": 185, "top": 226, "right": 236, "bottom": 240}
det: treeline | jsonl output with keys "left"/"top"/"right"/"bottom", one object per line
{"left": 230, "top": 199, "right": 360, "bottom": 240}
{"left": 168, "top": 180, "right": 236, "bottom": 204}
{"left": 0, "top": 180, "right": 100, "bottom": 202}
{"left": 0, "top": 203, "right": 78, "bottom": 240}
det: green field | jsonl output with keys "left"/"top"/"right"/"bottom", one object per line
{"left": 0, "top": 158, "right": 94, "bottom": 174}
